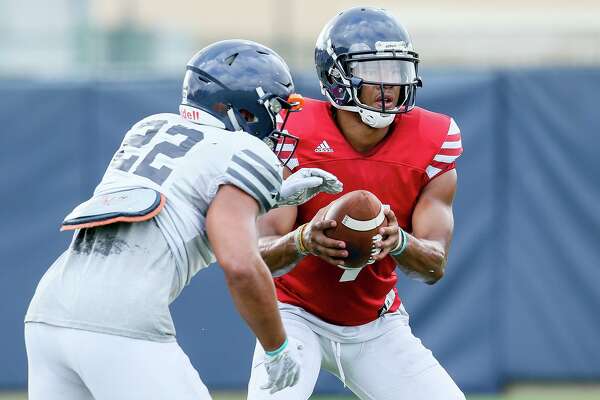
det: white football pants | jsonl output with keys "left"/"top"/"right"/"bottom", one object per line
{"left": 25, "top": 322, "right": 211, "bottom": 400}
{"left": 247, "top": 315, "right": 465, "bottom": 400}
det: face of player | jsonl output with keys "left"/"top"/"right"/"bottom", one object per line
{"left": 357, "top": 84, "right": 401, "bottom": 111}
{"left": 349, "top": 58, "right": 415, "bottom": 113}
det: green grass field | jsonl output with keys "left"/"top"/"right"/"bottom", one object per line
{"left": 3, "top": 384, "right": 600, "bottom": 400}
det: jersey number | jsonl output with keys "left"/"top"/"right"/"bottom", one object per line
{"left": 113, "top": 120, "right": 204, "bottom": 185}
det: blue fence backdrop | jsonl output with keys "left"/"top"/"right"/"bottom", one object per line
{"left": 1, "top": 68, "right": 599, "bottom": 393}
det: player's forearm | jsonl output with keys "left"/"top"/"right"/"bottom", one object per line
{"left": 258, "top": 233, "right": 302, "bottom": 274}
{"left": 223, "top": 256, "right": 287, "bottom": 351}
{"left": 392, "top": 234, "right": 447, "bottom": 284}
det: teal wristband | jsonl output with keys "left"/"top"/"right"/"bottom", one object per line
{"left": 390, "top": 229, "right": 408, "bottom": 256}
{"left": 265, "top": 338, "right": 288, "bottom": 357}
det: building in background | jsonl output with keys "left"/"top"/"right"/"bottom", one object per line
{"left": 1, "top": 0, "right": 600, "bottom": 79}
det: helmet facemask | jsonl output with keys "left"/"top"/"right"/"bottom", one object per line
{"left": 255, "top": 89, "right": 304, "bottom": 168}
{"left": 346, "top": 55, "right": 420, "bottom": 114}
{"left": 321, "top": 40, "right": 422, "bottom": 128}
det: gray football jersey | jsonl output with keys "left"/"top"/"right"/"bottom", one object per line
{"left": 25, "top": 113, "right": 283, "bottom": 341}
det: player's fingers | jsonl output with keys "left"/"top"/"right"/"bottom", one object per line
{"left": 384, "top": 207, "right": 398, "bottom": 225}
{"left": 272, "top": 376, "right": 285, "bottom": 392}
{"left": 373, "top": 248, "right": 391, "bottom": 261}
{"left": 377, "top": 226, "right": 399, "bottom": 243}
{"left": 379, "top": 235, "right": 399, "bottom": 252}
{"left": 316, "top": 252, "right": 347, "bottom": 267}
{"left": 321, "top": 247, "right": 348, "bottom": 259}
{"left": 312, "top": 234, "right": 346, "bottom": 251}
{"left": 313, "top": 204, "right": 331, "bottom": 221}
{"left": 301, "top": 176, "right": 324, "bottom": 189}
{"left": 312, "top": 242, "right": 347, "bottom": 258}
{"left": 306, "top": 168, "right": 340, "bottom": 184}
{"left": 290, "top": 369, "right": 300, "bottom": 387}
{"left": 373, "top": 232, "right": 400, "bottom": 249}
{"left": 371, "top": 235, "right": 397, "bottom": 259}
{"left": 267, "top": 374, "right": 283, "bottom": 393}
{"left": 312, "top": 219, "right": 336, "bottom": 231}
{"left": 379, "top": 224, "right": 398, "bottom": 238}
{"left": 381, "top": 225, "right": 399, "bottom": 234}
{"left": 309, "top": 236, "right": 347, "bottom": 252}
{"left": 323, "top": 181, "right": 343, "bottom": 194}
{"left": 282, "top": 371, "right": 296, "bottom": 389}
{"left": 376, "top": 234, "right": 399, "bottom": 258}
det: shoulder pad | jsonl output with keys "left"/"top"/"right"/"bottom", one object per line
{"left": 61, "top": 188, "right": 165, "bottom": 231}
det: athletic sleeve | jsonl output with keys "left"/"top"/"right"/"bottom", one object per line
{"left": 425, "top": 117, "right": 463, "bottom": 180}
{"left": 222, "top": 139, "right": 283, "bottom": 214}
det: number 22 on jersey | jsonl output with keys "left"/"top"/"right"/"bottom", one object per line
{"left": 111, "top": 119, "right": 204, "bottom": 185}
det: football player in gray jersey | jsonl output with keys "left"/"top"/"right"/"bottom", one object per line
{"left": 24, "top": 40, "right": 342, "bottom": 400}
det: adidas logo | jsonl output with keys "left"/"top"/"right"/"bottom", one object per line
{"left": 315, "top": 140, "right": 334, "bottom": 153}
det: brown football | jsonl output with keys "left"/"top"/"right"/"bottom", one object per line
{"left": 323, "top": 190, "right": 387, "bottom": 269}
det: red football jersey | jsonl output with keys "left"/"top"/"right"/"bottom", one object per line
{"left": 275, "top": 98, "right": 462, "bottom": 326}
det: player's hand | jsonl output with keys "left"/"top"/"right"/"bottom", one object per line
{"left": 260, "top": 339, "right": 302, "bottom": 394}
{"left": 372, "top": 206, "right": 400, "bottom": 261}
{"left": 277, "top": 168, "right": 343, "bottom": 207}
{"left": 302, "top": 205, "right": 348, "bottom": 266}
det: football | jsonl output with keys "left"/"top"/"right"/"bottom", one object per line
{"left": 324, "top": 190, "right": 387, "bottom": 269}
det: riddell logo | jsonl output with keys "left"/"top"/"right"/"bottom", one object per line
{"left": 180, "top": 105, "right": 201, "bottom": 122}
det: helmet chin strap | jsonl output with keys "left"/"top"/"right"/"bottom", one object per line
{"left": 357, "top": 108, "right": 394, "bottom": 128}
{"left": 321, "top": 82, "right": 395, "bottom": 129}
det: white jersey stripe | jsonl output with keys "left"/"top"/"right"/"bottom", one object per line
{"left": 448, "top": 118, "right": 460, "bottom": 135}
{"left": 441, "top": 140, "right": 462, "bottom": 149}
{"left": 426, "top": 165, "right": 443, "bottom": 178}
{"left": 433, "top": 154, "right": 460, "bottom": 163}
{"left": 275, "top": 143, "right": 296, "bottom": 152}
{"left": 427, "top": 118, "right": 462, "bottom": 179}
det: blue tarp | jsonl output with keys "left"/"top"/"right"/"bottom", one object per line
{"left": 1, "top": 69, "right": 599, "bottom": 392}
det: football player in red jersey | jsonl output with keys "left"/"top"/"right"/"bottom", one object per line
{"left": 246, "top": 7, "right": 465, "bottom": 400}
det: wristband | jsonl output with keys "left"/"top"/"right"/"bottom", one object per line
{"left": 390, "top": 229, "right": 408, "bottom": 256}
{"left": 265, "top": 338, "right": 288, "bottom": 357}
{"left": 293, "top": 224, "right": 310, "bottom": 256}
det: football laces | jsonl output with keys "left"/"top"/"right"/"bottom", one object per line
{"left": 368, "top": 234, "right": 383, "bottom": 263}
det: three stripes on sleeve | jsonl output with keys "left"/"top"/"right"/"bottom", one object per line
{"left": 224, "top": 149, "right": 283, "bottom": 213}
{"left": 426, "top": 118, "right": 463, "bottom": 179}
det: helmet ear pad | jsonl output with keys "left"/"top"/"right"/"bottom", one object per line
{"left": 319, "top": 64, "right": 352, "bottom": 107}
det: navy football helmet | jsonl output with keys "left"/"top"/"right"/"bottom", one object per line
{"left": 315, "top": 7, "right": 422, "bottom": 128}
{"left": 180, "top": 40, "right": 302, "bottom": 165}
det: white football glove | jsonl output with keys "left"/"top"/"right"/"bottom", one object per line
{"left": 277, "top": 168, "right": 343, "bottom": 207}
{"left": 260, "top": 339, "right": 302, "bottom": 394}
